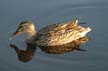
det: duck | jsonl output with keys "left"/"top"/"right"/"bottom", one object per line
{"left": 10, "top": 20, "right": 92, "bottom": 54}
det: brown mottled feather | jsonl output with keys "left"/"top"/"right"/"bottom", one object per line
{"left": 36, "top": 20, "right": 91, "bottom": 46}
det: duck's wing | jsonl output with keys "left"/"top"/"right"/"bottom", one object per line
{"left": 38, "top": 20, "right": 78, "bottom": 35}
{"left": 38, "top": 23, "right": 66, "bottom": 35}
{"left": 36, "top": 20, "right": 91, "bottom": 46}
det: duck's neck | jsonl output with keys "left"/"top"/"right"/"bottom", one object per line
{"left": 27, "top": 29, "right": 37, "bottom": 42}
{"left": 29, "top": 30, "right": 37, "bottom": 37}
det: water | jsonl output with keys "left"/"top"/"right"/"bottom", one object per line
{"left": 0, "top": 0, "right": 108, "bottom": 71}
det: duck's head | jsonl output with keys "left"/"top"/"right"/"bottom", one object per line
{"left": 11, "top": 21, "right": 37, "bottom": 38}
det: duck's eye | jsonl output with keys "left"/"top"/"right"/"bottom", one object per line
{"left": 18, "top": 26, "right": 25, "bottom": 31}
{"left": 19, "top": 26, "right": 23, "bottom": 29}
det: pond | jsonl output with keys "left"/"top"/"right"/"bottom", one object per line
{"left": 0, "top": 0, "right": 108, "bottom": 71}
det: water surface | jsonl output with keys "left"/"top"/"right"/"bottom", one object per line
{"left": 0, "top": 0, "right": 108, "bottom": 71}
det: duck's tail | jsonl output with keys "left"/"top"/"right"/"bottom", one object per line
{"left": 80, "top": 27, "right": 92, "bottom": 38}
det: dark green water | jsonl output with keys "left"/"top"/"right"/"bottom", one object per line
{"left": 0, "top": 0, "right": 108, "bottom": 71}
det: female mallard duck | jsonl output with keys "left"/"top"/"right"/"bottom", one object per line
{"left": 10, "top": 20, "right": 92, "bottom": 54}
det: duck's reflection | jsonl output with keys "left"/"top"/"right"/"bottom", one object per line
{"left": 39, "top": 36, "right": 90, "bottom": 54}
{"left": 10, "top": 37, "right": 90, "bottom": 63}
{"left": 10, "top": 43, "right": 36, "bottom": 63}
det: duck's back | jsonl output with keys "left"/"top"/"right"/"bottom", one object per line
{"left": 36, "top": 20, "right": 91, "bottom": 46}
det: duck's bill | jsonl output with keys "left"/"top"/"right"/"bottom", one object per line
{"left": 10, "top": 30, "right": 22, "bottom": 39}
